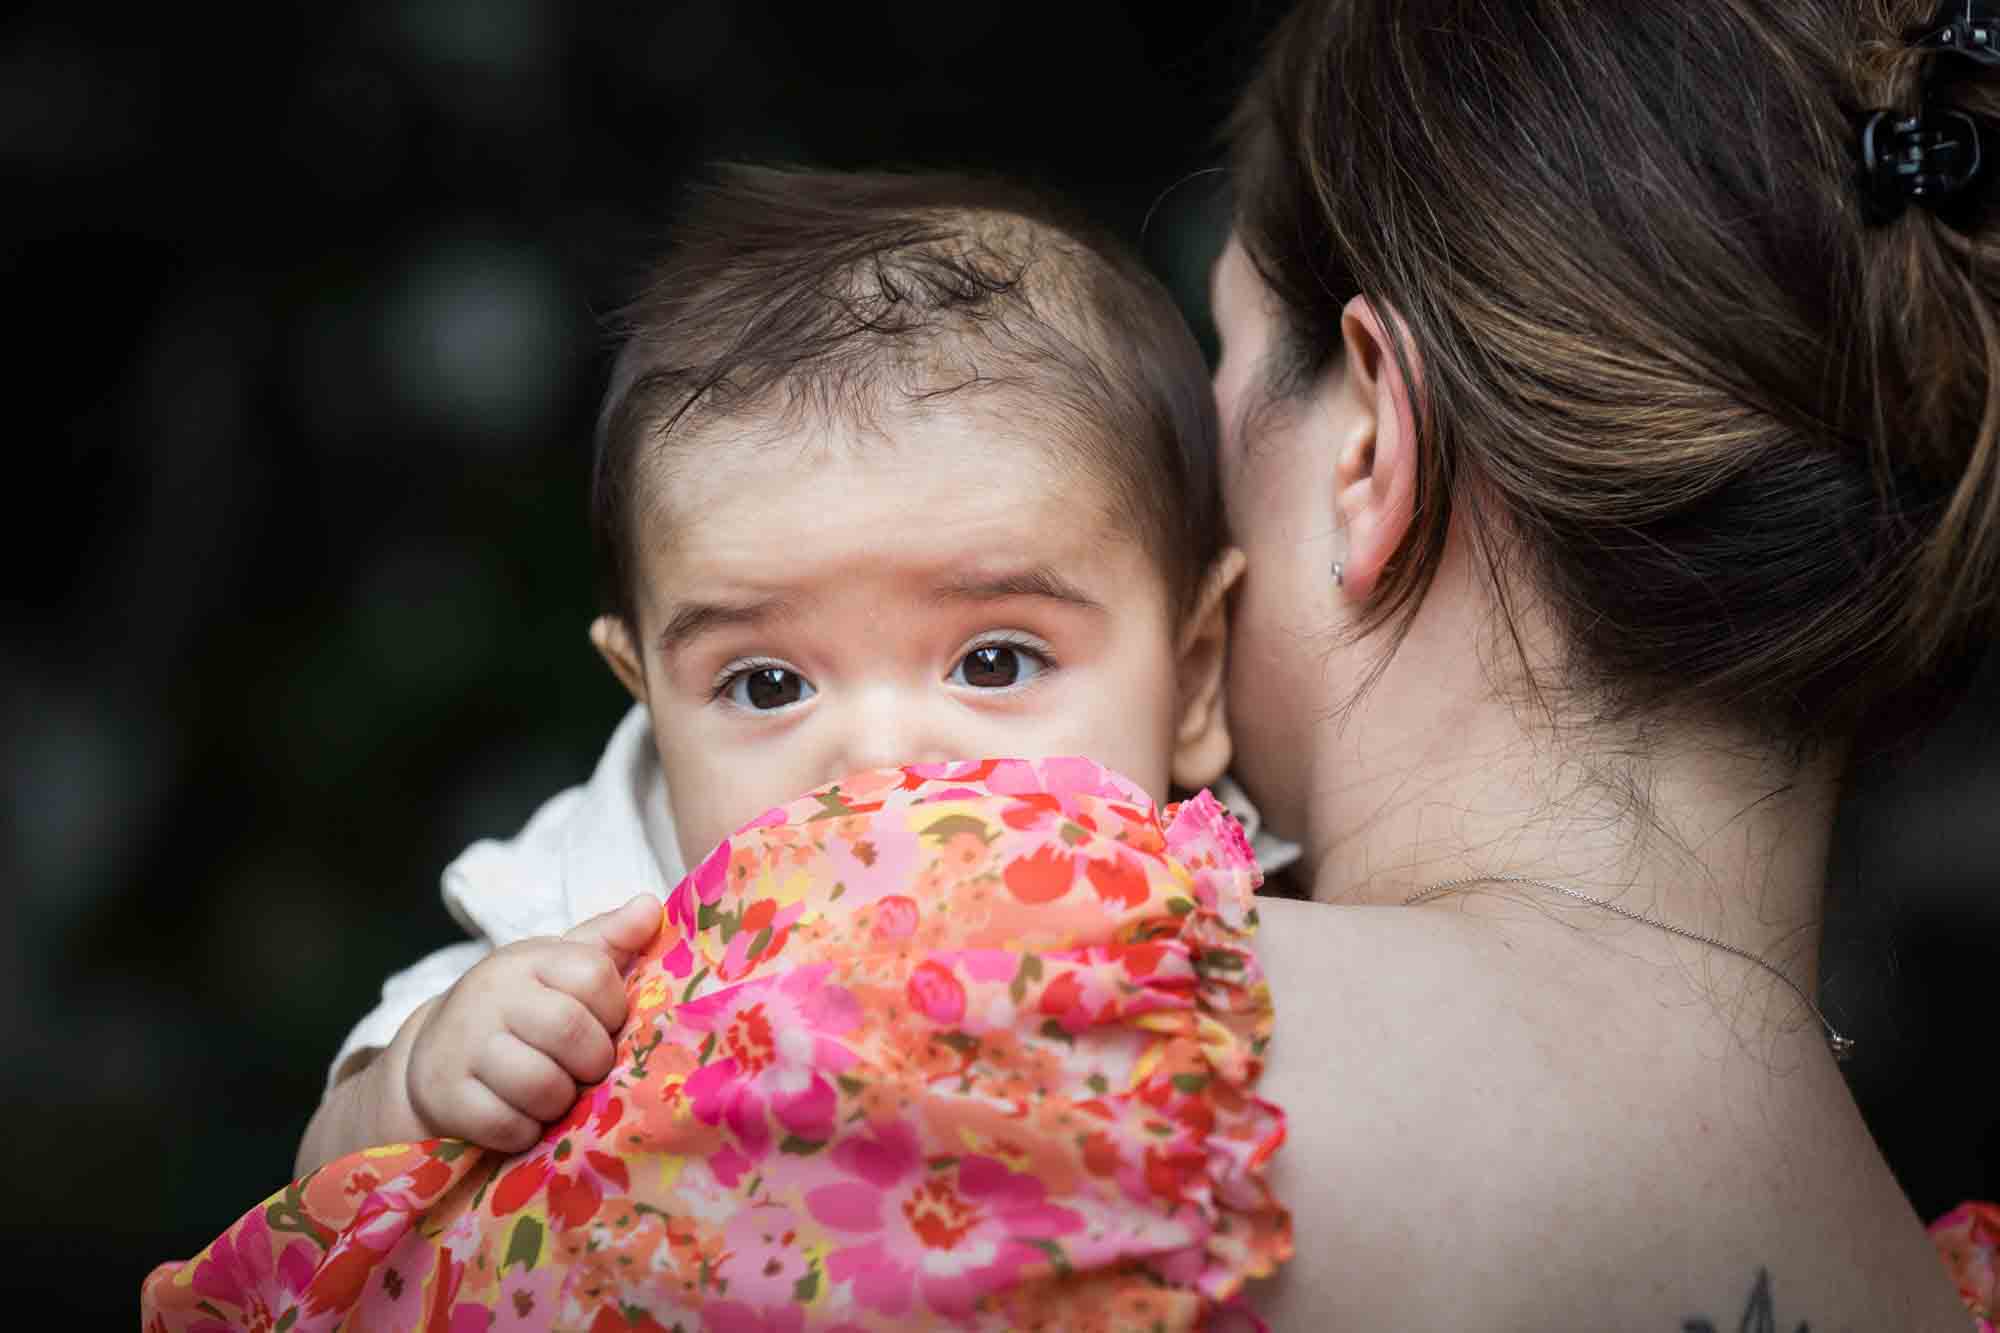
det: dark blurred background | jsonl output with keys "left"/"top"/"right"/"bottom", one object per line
{"left": 3, "top": 2, "right": 1995, "bottom": 1325}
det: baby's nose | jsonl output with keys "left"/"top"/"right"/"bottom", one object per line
{"left": 826, "top": 690, "right": 957, "bottom": 781}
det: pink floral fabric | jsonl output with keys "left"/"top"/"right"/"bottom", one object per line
{"left": 143, "top": 757, "right": 1290, "bottom": 1331}
{"left": 1934, "top": 1202, "right": 2000, "bottom": 1331}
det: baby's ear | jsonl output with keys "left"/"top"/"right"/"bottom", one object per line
{"left": 590, "top": 615, "right": 648, "bottom": 703}
{"left": 1171, "top": 547, "right": 1246, "bottom": 792}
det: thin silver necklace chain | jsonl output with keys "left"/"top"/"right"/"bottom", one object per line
{"left": 1403, "top": 873, "right": 1855, "bottom": 1061}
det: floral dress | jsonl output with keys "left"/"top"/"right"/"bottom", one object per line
{"left": 142, "top": 757, "right": 1291, "bottom": 1332}
{"left": 1935, "top": 1202, "right": 2000, "bottom": 1331}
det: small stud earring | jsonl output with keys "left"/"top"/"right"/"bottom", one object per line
{"left": 1332, "top": 561, "right": 1345, "bottom": 588}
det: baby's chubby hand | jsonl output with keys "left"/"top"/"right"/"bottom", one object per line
{"left": 396, "top": 895, "right": 660, "bottom": 1153}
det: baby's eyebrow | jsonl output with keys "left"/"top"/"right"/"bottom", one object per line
{"left": 933, "top": 567, "right": 1106, "bottom": 614}
{"left": 655, "top": 596, "right": 789, "bottom": 656}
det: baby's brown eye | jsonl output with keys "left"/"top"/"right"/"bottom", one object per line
{"left": 951, "top": 642, "right": 1049, "bottom": 690}
{"left": 963, "top": 646, "right": 1020, "bottom": 687}
{"left": 728, "top": 667, "right": 812, "bottom": 710}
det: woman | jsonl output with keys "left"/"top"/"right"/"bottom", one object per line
{"left": 1227, "top": 0, "right": 1997, "bottom": 1326}
{"left": 142, "top": 0, "right": 2000, "bottom": 1327}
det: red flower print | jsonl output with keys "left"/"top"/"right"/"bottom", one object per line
{"left": 717, "top": 895, "right": 802, "bottom": 981}
{"left": 1144, "top": 1142, "right": 1207, "bottom": 1204}
{"left": 1080, "top": 1130, "right": 1123, "bottom": 1178}
{"left": 1034, "top": 945, "right": 1177, "bottom": 1034}
{"left": 1001, "top": 792, "right": 1066, "bottom": 832}
{"left": 1114, "top": 941, "right": 1170, "bottom": 978}
{"left": 490, "top": 1082, "right": 628, "bottom": 1229}
{"left": 589, "top": 1306, "right": 673, "bottom": 1333}
{"left": 904, "top": 758, "right": 1003, "bottom": 786}
{"left": 1002, "top": 845, "right": 1075, "bottom": 904}
{"left": 1083, "top": 853, "right": 1150, "bottom": 909}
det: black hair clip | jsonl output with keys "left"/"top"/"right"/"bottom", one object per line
{"left": 1859, "top": 106, "right": 1991, "bottom": 222}
{"left": 1914, "top": 0, "right": 2000, "bottom": 67}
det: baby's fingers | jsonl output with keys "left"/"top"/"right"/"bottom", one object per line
{"left": 508, "top": 992, "right": 619, "bottom": 1085}
{"left": 562, "top": 894, "right": 661, "bottom": 969}
{"left": 440, "top": 1076, "right": 543, "bottom": 1155}
{"left": 532, "top": 945, "right": 628, "bottom": 1034}
{"left": 475, "top": 1033, "right": 579, "bottom": 1127}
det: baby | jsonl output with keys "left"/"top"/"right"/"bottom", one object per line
{"left": 295, "top": 165, "right": 1248, "bottom": 1174}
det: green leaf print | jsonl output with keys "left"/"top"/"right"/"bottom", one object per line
{"left": 1027, "top": 1237, "right": 1074, "bottom": 1277}
{"left": 933, "top": 1030, "right": 981, "bottom": 1057}
{"left": 265, "top": 1178, "right": 331, "bottom": 1250}
{"left": 793, "top": 1259, "right": 821, "bottom": 1302}
{"left": 1008, "top": 953, "right": 1044, "bottom": 1007}
{"left": 919, "top": 813, "right": 994, "bottom": 843}
{"left": 504, "top": 1215, "right": 544, "bottom": 1272}
{"left": 810, "top": 789, "right": 859, "bottom": 820}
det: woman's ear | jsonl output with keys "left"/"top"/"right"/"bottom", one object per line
{"left": 1332, "top": 296, "right": 1421, "bottom": 600}
{"left": 590, "top": 615, "right": 649, "bottom": 703}
{"left": 1171, "top": 546, "right": 1247, "bottom": 791}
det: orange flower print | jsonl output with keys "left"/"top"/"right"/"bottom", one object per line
{"left": 942, "top": 830, "right": 990, "bottom": 873}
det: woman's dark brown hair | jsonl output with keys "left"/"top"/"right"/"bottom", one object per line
{"left": 1232, "top": 0, "right": 2000, "bottom": 742}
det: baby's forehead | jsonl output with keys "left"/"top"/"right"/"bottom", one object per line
{"left": 629, "top": 400, "right": 1155, "bottom": 594}
{"left": 641, "top": 393, "right": 1124, "bottom": 529}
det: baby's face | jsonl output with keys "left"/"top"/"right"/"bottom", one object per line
{"left": 614, "top": 409, "right": 1188, "bottom": 868}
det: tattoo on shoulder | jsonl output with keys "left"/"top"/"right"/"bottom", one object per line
{"left": 1682, "top": 1268, "right": 1808, "bottom": 1333}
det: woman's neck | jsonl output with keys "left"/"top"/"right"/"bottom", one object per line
{"left": 1296, "top": 540, "right": 1843, "bottom": 984}
{"left": 1308, "top": 719, "right": 1839, "bottom": 972}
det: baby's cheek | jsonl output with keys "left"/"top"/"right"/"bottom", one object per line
{"left": 1075, "top": 693, "right": 1177, "bottom": 801}
{"left": 666, "top": 758, "right": 748, "bottom": 870}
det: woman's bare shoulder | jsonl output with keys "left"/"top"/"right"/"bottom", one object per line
{"left": 1243, "top": 897, "right": 1971, "bottom": 1330}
